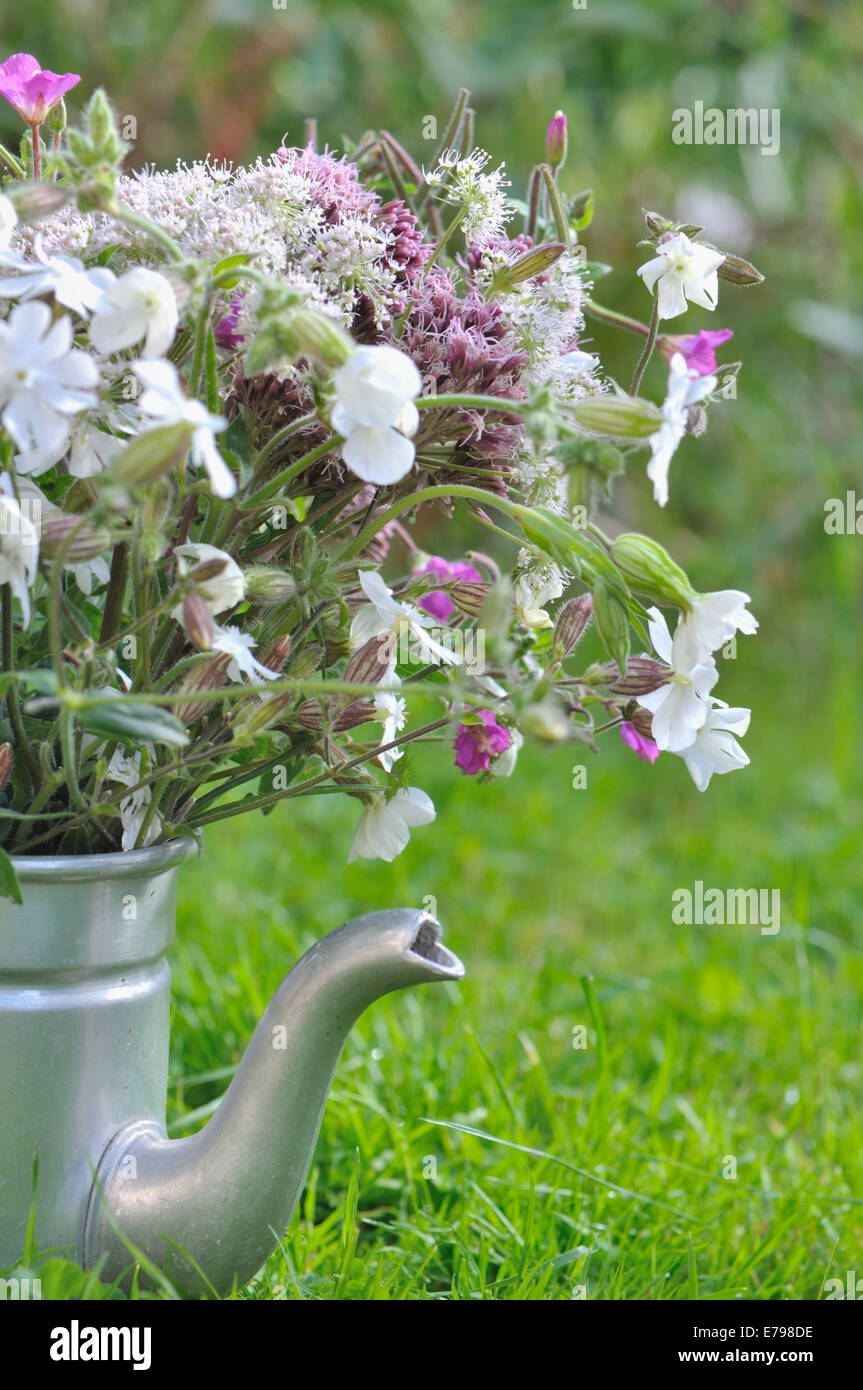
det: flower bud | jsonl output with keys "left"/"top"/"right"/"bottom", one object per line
{"left": 291, "top": 643, "right": 322, "bottom": 678}
{"left": 173, "top": 654, "right": 231, "bottom": 725}
{"left": 611, "top": 533, "right": 696, "bottom": 608}
{"left": 243, "top": 567, "right": 297, "bottom": 604}
{"left": 0, "top": 742, "right": 12, "bottom": 791}
{"left": 40, "top": 516, "right": 111, "bottom": 563}
{"left": 644, "top": 209, "right": 673, "bottom": 236}
{"left": 591, "top": 580, "right": 630, "bottom": 675}
{"left": 569, "top": 189, "right": 593, "bottom": 227}
{"left": 585, "top": 657, "right": 671, "bottom": 697}
{"left": 450, "top": 581, "right": 490, "bottom": 618}
{"left": 186, "top": 556, "right": 229, "bottom": 585}
{"left": 574, "top": 396, "right": 662, "bottom": 439}
{"left": 490, "top": 242, "right": 566, "bottom": 294}
{"left": 546, "top": 111, "right": 568, "bottom": 170}
{"left": 285, "top": 309, "right": 354, "bottom": 368}
{"left": 8, "top": 182, "right": 69, "bottom": 221}
{"left": 343, "top": 635, "right": 394, "bottom": 686}
{"left": 553, "top": 593, "right": 592, "bottom": 657}
{"left": 110, "top": 422, "right": 194, "bottom": 485}
{"left": 259, "top": 634, "right": 293, "bottom": 672}
{"left": 182, "top": 593, "right": 216, "bottom": 651}
{"left": 686, "top": 403, "right": 708, "bottom": 436}
{"left": 85, "top": 88, "right": 128, "bottom": 164}
{"left": 716, "top": 253, "right": 765, "bottom": 287}
{"left": 628, "top": 707, "right": 655, "bottom": 741}
{"left": 48, "top": 98, "right": 67, "bottom": 134}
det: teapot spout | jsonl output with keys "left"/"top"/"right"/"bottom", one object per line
{"left": 84, "top": 909, "right": 463, "bottom": 1295}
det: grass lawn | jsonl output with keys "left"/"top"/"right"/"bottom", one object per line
{"left": 146, "top": 633, "right": 861, "bottom": 1301}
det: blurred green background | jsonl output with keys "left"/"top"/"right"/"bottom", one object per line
{"left": 3, "top": 0, "right": 863, "bottom": 1299}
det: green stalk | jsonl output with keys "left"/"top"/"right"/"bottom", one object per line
{"left": 630, "top": 297, "right": 660, "bottom": 395}
{"left": 584, "top": 298, "right": 650, "bottom": 337}
{"left": 1, "top": 587, "right": 40, "bottom": 791}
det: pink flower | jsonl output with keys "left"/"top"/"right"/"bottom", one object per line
{"left": 546, "top": 111, "right": 568, "bottom": 169}
{"left": 455, "top": 709, "right": 512, "bottom": 775}
{"left": 620, "top": 721, "right": 660, "bottom": 764}
{"left": 0, "top": 53, "right": 80, "bottom": 127}
{"left": 659, "top": 328, "right": 733, "bottom": 377}
{"left": 215, "top": 296, "right": 243, "bottom": 349}
{"left": 414, "top": 555, "right": 482, "bottom": 622}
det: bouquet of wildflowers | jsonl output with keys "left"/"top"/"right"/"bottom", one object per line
{"left": 0, "top": 57, "right": 764, "bottom": 877}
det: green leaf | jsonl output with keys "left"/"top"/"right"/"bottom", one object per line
{"left": 78, "top": 697, "right": 189, "bottom": 748}
{"left": 0, "top": 844, "right": 22, "bottom": 904}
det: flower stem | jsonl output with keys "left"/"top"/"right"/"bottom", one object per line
{"left": 0, "top": 141, "right": 26, "bottom": 177}
{"left": 1, "top": 587, "right": 40, "bottom": 792}
{"left": 630, "top": 297, "right": 660, "bottom": 395}
{"left": 584, "top": 298, "right": 650, "bottom": 337}
{"left": 31, "top": 124, "right": 42, "bottom": 180}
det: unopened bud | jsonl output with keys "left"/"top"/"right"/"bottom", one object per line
{"left": 629, "top": 707, "right": 655, "bottom": 741}
{"left": 260, "top": 635, "right": 293, "bottom": 672}
{"left": 291, "top": 643, "right": 322, "bottom": 678}
{"left": 585, "top": 657, "right": 671, "bottom": 697}
{"left": 568, "top": 188, "right": 593, "bottom": 228}
{"left": 286, "top": 309, "right": 354, "bottom": 368}
{"left": 611, "top": 532, "right": 696, "bottom": 608}
{"left": 491, "top": 242, "right": 566, "bottom": 295}
{"left": 111, "top": 422, "right": 194, "bottom": 485}
{"left": 243, "top": 567, "right": 297, "bottom": 604}
{"left": 644, "top": 209, "right": 673, "bottom": 236}
{"left": 450, "top": 581, "right": 490, "bottom": 618}
{"left": 344, "top": 635, "right": 394, "bottom": 686}
{"left": 553, "top": 593, "right": 592, "bottom": 657}
{"left": 0, "top": 742, "right": 12, "bottom": 791}
{"left": 545, "top": 111, "right": 568, "bottom": 170}
{"left": 8, "top": 181, "right": 69, "bottom": 221}
{"left": 574, "top": 396, "right": 662, "bottom": 439}
{"left": 182, "top": 593, "right": 216, "bottom": 651}
{"left": 173, "top": 654, "right": 231, "bottom": 724}
{"left": 48, "top": 98, "right": 67, "bottom": 134}
{"left": 717, "top": 253, "right": 765, "bottom": 287}
{"left": 40, "top": 516, "right": 111, "bottom": 563}
{"left": 686, "top": 403, "right": 707, "bottom": 436}
{"left": 186, "top": 556, "right": 229, "bottom": 585}
{"left": 591, "top": 580, "right": 630, "bottom": 675}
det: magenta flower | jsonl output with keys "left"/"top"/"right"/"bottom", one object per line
{"left": 455, "top": 709, "right": 512, "bottom": 775}
{"left": 659, "top": 328, "right": 733, "bottom": 377}
{"left": 0, "top": 53, "right": 80, "bottom": 127}
{"left": 546, "top": 111, "right": 568, "bottom": 169}
{"left": 620, "top": 721, "right": 660, "bottom": 765}
{"left": 414, "top": 555, "right": 482, "bottom": 622}
{"left": 215, "top": 296, "right": 244, "bottom": 349}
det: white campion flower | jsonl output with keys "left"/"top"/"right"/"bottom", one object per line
{"left": 373, "top": 673, "right": 407, "bottom": 772}
{"left": 674, "top": 702, "right": 751, "bottom": 791}
{"left": 646, "top": 352, "right": 716, "bottom": 507}
{"left": 636, "top": 606, "right": 718, "bottom": 752}
{"left": 332, "top": 345, "right": 422, "bottom": 484}
{"left": 515, "top": 563, "right": 565, "bottom": 630}
{"left": 348, "top": 786, "right": 436, "bottom": 863}
{"left": 90, "top": 268, "right": 179, "bottom": 359}
{"left": 675, "top": 589, "right": 758, "bottom": 666}
{"left": 0, "top": 194, "right": 17, "bottom": 251}
{"left": 350, "top": 570, "right": 463, "bottom": 669}
{"left": 637, "top": 233, "right": 726, "bottom": 321}
{"left": 106, "top": 748, "right": 161, "bottom": 852}
{"left": 0, "top": 301, "right": 100, "bottom": 457}
{"left": 0, "top": 485, "right": 39, "bottom": 628}
{"left": 69, "top": 424, "right": 124, "bottom": 478}
{"left": 172, "top": 542, "right": 245, "bottom": 621}
{"left": 0, "top": 237, "right": 115, "bottom": 318}
{"left": 68, "top": 553, "right": 111, "bottom": 597}
{"left": 210, "top": 625, "right": 279, "bottom": 685}
{"left": 133, "top": 359, "right": 236, "bottom": 498}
